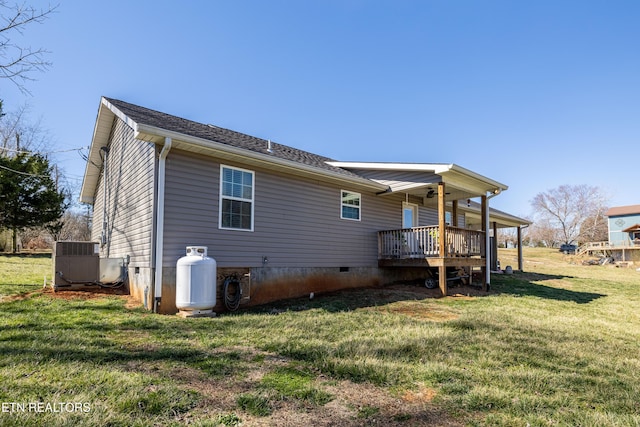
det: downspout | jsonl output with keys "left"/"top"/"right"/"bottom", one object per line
{"left": 153, "top": 137, "right": 172, "bottom": 313}
{"left": 100, "top": 147, "right": 110, "bottom": 250}
{"left": 484, "top": 189, "right": 502, "bottom": 289}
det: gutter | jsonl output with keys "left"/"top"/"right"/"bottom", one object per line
{"left": 153, "top": 137, "right": 172, "bottom": 313}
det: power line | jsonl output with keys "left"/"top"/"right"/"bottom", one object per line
{"left": 0, "top": 146, "right": 89, "bottom": 155}
{"left": 0, "top": 163, "right": 51, "bottom": 178}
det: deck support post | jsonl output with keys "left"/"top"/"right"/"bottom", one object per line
{"left": 492, "top": 221, "right": 498, "bottom": 271}
{"left": 517, "top": 226, "right": 524, "bottom": 271}
{"left": 481, "top": 194, "right": 488, "bottom": 291}
{"left": 452, "top": 200, "right": 458, "bottom": 227}
{"left": 438, "top": 265, "right": 447, "bottom": 296}
{"left": 438, "top": 182, "right": 447, "bottom": 296}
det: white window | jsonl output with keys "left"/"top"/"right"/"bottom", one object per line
{"left": 220, "top": 165, "right": 254, "bottom": 231}
{"left": 445, "top": 211, "right": 452, "bottom": 226}
{"left": 341, "top": 190, "right": 361, "bottom": 221}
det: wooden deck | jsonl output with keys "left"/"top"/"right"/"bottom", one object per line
{"left": 378, "top": 225, "right": 485, "bottom": 260}
{"left": 377, "top": 226, "right": 487, "bottom": 294}
{"left": 578, "top": 241, "right": 640, "bottom": 260}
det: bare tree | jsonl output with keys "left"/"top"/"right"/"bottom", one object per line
{"left": 0, "top": 103, "right": 48, "bottom": 152}
{"left": 497, "top": 228, "right": 517, "bottom": 248}
{"left": 527, "top": 217, "right": 561, "bottom": 247}
{"left": 580, "top": 212, "right": 608, "bottom": 243}
{"left": 0, "top": 1, "right": 57, "bottom": 93}
{"left": 531, "top": 185, "right": 609, "bottom": 246}
{"left": 56, "top": 207, "right": 92, "bottom": 241}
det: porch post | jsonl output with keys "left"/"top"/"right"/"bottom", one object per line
{"left": 481, "top": 195, "right": 488, "bottom": 291}
{"left": 517, "top": 226, "right": 524, "bottom": 271}
{"left": 438, "top": 182, "right": 447, "bottom": 296}
{"left": 452, "top": 200, "right": 458, "bottom": 227}
{"left": 492, "top": 221, "right": 498, "bottom": 271}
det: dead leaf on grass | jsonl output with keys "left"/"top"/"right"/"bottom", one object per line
{"left": 401, "top": 385, "right": 438, "bottom": 403}
{"left": 374, "top": 301, "right": 460, "bottom": 322}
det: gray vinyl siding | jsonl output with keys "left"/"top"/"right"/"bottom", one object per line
{"left": 91, "top": 118, "right": 156, "bottom": 267}
{"left": 419, "top": 207, "right": 438, "bottom": 226}
{"left": 162, "top": 150, "right": 402, "bottom": 268}
{"left": 418, "top": 206, "right": 465, "bottom": 227}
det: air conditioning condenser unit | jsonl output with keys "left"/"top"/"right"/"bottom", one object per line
{"left": 53, "top": 241, "right": 100, "bottom": 290}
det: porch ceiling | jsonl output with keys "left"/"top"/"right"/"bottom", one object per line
{"left": 409, "top": 184, "right": 483, "bottom": 208}
{"left": 462, "top": 201, "right": 531, "bottom": 229}
{"left": 326, "top": 162, "right": 507, "bottom": 203}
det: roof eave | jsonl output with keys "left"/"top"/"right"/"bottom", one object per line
{"left": 79, "top": 98, "right": 118, "bottom": 204}
{"left": 326, "top": 161, "right": 508, "bottom": 195}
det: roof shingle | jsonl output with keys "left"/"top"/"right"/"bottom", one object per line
{"left": 605, "top": 205, "right": 640, "bottom": 217}
{"left": 104, "top": 97, "right": 362, "bottom": 179}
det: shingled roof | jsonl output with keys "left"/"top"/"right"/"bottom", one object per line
{"left": 605, "top": 205, "right": 640, "bottom": 217}
{"left": 104, "top": 97, "right": 362, "bottom": 179}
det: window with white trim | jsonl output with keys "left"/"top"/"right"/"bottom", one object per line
{"left": 220, "top": 165, "right": 254, "bottom": 231}
{"left": 341, "top": 190, "right": 361, "bottom": 221}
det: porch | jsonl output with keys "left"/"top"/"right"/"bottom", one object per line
{"left": 378, "top": 225, "right": 485, "bottom": 259}
{"left": 577, "top": 240, "right": 640, "bottom": 261}
{"left": 325, "top": 163, "right": 530, "bottom": 296}
{"left": 378, "top": 225, "right": 487, "bottom": 295}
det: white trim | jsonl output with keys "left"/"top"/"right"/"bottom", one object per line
{"left": 402, "top": 202, "right": 418, "bottom": 228}
{"left": 327, "top": 161, "right": 452, "bottom": 172}
{"left": 102, "top": 97, "right": 139, "bottom": 133}
{"left": 326, "top": 161, "right": 508, "bottom": 193}
{"left": 485, "top": 190, "right": 502, "bottom": 286}
{"left": 340, "top": 190, "right": 361, "bottom": 221}
{"left": 219, "top": 164, "right": 255, "bottom": 232}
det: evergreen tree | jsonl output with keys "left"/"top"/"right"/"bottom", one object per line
{"left": 0, "top": 152, "right": 67, "bottom": 252}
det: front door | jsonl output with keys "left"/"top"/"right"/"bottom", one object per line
{"left": 402, "top": 203, "right": 418, "bottom": 228}
{"left": 402, "top": 203, "right": 419, "bottom": 256}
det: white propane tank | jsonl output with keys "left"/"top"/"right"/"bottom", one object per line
{"left": 176, "top": 246, "right": 217, "bottom": 315}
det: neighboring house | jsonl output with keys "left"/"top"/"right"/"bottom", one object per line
{"left": 79, "top": 97, "right": 530, "bottom": 314}
{"left": 606, "top": 205, "right": 640, "bottom": 246}
{"left": 579, "top": 205, "right": 640, "bottom": 262}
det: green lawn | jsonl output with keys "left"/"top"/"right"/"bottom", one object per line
{"left": 0, "top": 253, "right": 50, "bottom": 297}
{"left": 0, "top": 249, "right": 639, "bottom": 426}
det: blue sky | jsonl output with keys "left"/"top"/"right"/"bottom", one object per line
{"left": 2, "top": 0, "right": 639, "bottom": 218}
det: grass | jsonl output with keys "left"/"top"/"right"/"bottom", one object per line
{"left": 0, "top": 253, "right": 50, "bottom": 297}
{"left": 0, "top": 249, "right": 639, "bottom": 425}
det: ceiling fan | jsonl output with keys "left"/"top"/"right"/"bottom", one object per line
{"left": 425, "top": 187, "right": 450, "bottom": 198}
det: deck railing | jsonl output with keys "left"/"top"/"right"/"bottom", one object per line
{"left": 577, "top": 240, "right": 640, "bottom": 255}
{"left": 378, "top": 226, "right": 485, "bottom": 259}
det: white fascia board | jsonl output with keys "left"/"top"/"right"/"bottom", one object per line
{"left": 135, "top": 124, "right": 388, "bottom": 192}
{"left": 80, "top": 97, "right": 144, "bottom": 204}
{"left": 327, "top": 161, "right": 448, "bottom": 173}
{"left": 461, "top": 206, "right": 531, "bottom": 228}
{"left": 446, "top": 164, "right": 508, "bottom": 193}
{"left": 101, "top": 97, "right": 139, "bottom": 132}
{"left": 79, "top": 99, "right": 117, "bottom": 204}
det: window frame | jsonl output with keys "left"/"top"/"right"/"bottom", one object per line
{"left": 402, "top": 202, "right": 419, "bottom": 228}
{"left": 219, "top": 164, "right": 255, "bottom": 232}
{"left": 340, "top": 190, "right": 361, "bottom": 221}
